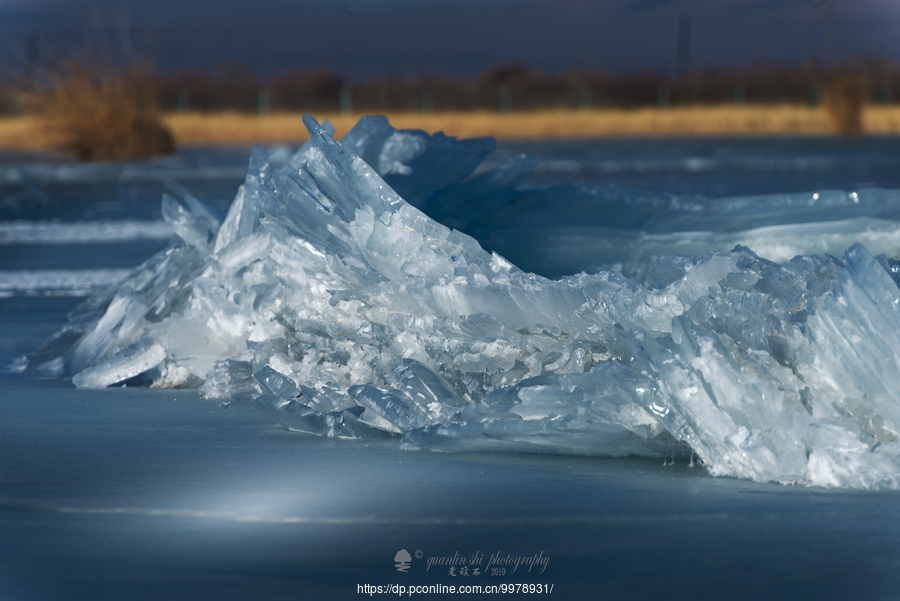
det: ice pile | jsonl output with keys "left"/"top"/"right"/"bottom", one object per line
{"left": 26, "top": 115, "right": 900, "bottom": 489}
{"left": 453, "top": 179, "right": 900, "bottom": 281}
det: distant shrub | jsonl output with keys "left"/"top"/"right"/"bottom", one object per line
{"left": 824, "top": 75, "right": 865, "bottom": 135}
{"left": 31, "top": 61, "right": 175, "bottom": 161}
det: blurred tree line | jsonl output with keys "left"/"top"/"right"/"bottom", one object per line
{"left": 2, "top": 60, "right": 899, "bottom": 115}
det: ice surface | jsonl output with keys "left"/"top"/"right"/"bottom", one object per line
{"left": 0, "top": 268, "right": 132, "bottom": 298}
{"left": 26, "top": 114, "right": 900, "bottom": 489}
{"left": 0, "top": 220, "right": 172, "bottom": 245}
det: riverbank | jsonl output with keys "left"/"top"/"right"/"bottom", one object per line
{"left": 2, "top": 105, "right": 900, "bottom": 151}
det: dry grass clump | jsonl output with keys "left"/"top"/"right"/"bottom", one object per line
{"left": 823, "top": 75, "right": 866, "bottom": 135}
{"left": 30, "top": 61, "right": 175, "bottom": 161}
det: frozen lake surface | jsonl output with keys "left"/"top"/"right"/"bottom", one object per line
{"left": 4, "top": 132, "right": 900, "bottom": 599}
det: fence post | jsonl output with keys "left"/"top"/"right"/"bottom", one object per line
{"left": 177, "top": 90, "right": 189, "bottom": 113}
{"left": 419, "top": 85, "right": 432, "bottom": 113}
{"left": 13, "top": 93, "right": 25, "bottom": 117}
{"left": 807, "top": 85, "right": 819, "bottom": 107}
{"left": 258, "top": 87, "right": 270, "bottom": 117}
{"left": 499, "top": 84, "right": 512, "bottom": 114}
{"left": 339, "top": 84, "right": 352, "bottom": 114}
{"left": 656, "top": 84, "right": 669, "bottom": 109}
{"left": 577, "top": 85, "right": 591, "bottom": 110}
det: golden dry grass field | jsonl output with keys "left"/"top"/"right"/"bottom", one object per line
{"left": 2, "top": 105, "right": 900, "bottom": 152}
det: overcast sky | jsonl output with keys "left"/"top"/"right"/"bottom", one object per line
{"left": 1, "top": 0, "right": 898, "bottom": 79}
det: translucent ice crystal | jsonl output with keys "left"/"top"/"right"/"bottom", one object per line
{"left": 28, "top": 114, "right": 900, "bottom": 489}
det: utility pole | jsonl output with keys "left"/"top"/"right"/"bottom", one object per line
{"left": 816, "top": 0, "right": 837, "bottom": 66}
{"left": 27, "top": 32, "right": 39, "bottom": 81}
{"left": 676, "top": 12, "right": 691, "bottom": 80}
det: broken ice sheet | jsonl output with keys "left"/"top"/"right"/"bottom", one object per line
{"left": 28, "top": 114, "right": 900, "bottom": 489}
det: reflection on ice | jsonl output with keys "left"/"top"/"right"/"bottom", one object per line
{"left": 25, "top": 114, "right": 900, "bottom": 489}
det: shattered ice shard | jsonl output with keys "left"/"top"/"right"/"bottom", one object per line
{"left": 26, "top": 113, "right": 900, "bottom": 489}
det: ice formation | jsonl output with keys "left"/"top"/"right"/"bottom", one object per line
{"left": 450, "top": 178, "right": 900, "bottom": 281}
{"left": 26, "top": 114, "right": 900, "bottom": 489}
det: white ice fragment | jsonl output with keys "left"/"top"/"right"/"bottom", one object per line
{"left": 72, "top": 339, "right": 166, "bottom": 388}
{"left": 161, "top": 194, "right": 221, "bottom": 251}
